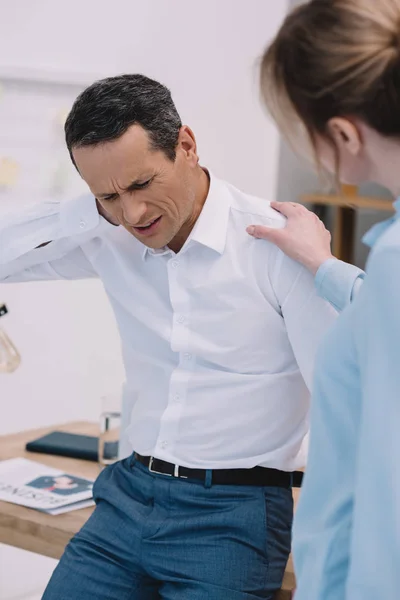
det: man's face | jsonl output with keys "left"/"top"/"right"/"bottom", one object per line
{"left": 73, "top": 125, "right": 200, "bottom": 249}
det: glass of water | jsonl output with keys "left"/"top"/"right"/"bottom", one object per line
{"left": 0, "top": 327, "right": 21, "bottom": 373}
{"left": 98, "top": 393, "right": 121, "bottom": 466}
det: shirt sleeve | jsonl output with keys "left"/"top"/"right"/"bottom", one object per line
{"left": 293, "top": 244, "right": 400, "bottom": 600}
{"left": 272, "top": 251, "right": 338, "bottom": 390}
{"left": 346, "top": 245, "right": 400, "bottom": 599}
{"left": 315, "top": 258, "right": 365, "bottom": 312}
{"left": 0, "top": 196, "right": 110, "bottom": 283}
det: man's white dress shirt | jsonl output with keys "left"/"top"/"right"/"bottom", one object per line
{"left": 0, "top": 174, "right": 360, "bottom": 471}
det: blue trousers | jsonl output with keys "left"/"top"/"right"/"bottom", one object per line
{"left": 42, "top": 455, "right": 293, "bottom": 599}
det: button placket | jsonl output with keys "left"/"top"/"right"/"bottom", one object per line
{"left": 155, "top": 370, "right": 190, "bottom": 456}
{"left": 154, "top": 254, "right": 193, "bottom": 455}
{"left": 168, "top": 255, "right": 191, "bottom": 352}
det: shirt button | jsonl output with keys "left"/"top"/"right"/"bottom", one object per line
{"left": 160, "top": 441, "right": 168, "bottom": 449}
{"left": 171, "top": 260, "right": 179, "bottom": 269}
{"left": 79, "top": 220, "right": 86, "bottom": 229}
{"left": 177, "top": 315, "right": 185, "bottom": 324}
{"left": 173, "top": 394, "right": 181, "bottom": 402}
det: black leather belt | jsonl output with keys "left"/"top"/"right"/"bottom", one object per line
{"left": 134, "top": 453, "right": 303, "bottom": 488}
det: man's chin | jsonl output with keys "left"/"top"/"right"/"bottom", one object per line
{"left": 143, "top": 239, "right": 167, "bottom": 250}
{"left": 127, "top": 229, "right": 170, "bottom": 250}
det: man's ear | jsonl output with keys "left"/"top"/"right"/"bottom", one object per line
{"left": 177, "top": 126, "right": 199, "bottom": 166}
{"left": 326, "top": 117, "right": 362, "bottom": 156}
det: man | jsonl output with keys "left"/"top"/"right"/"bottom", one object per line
{"left": 0, "top": 74, "right": 362, "bottom": 600}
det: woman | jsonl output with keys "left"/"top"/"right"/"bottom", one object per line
{"left": 248, "top": 1, "right": 400, "bottom": 598}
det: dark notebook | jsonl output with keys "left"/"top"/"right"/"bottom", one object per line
{"left": 25, "top": 431, "right": 119, "bottom": 462}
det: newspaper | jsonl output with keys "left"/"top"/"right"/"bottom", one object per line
{"left": 0, "top": 457, "right": 94, "bottom": 515}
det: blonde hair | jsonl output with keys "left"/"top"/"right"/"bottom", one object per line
{"left": 261, "top": 0, "right": 400, "bottom": 162}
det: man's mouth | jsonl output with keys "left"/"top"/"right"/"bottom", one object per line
{"left": 133, "top": 216, "right": 162, "bottom": 236}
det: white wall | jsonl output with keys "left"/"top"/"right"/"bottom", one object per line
{"left": 0, "top": 1, "right": 288, "bottom": 597}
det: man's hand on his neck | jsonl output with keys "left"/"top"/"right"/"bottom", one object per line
{"left": 246, "top": 201, "right": 334, "bottom": 276}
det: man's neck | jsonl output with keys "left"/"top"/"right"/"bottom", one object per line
{"left": 168, "top": 168, "right": 210, "bottom": 254}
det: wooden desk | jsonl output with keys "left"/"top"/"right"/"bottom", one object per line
{"left": 301, "top": 185, "right": 394, "bottom": 263}
{"left": 0, "top": 422, "right": 297, "bottom": 599}
{"left": 0, "top": 421, "right": 100, "bottom": 559}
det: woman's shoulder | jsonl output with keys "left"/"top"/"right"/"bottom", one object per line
{"left": 367, "top": 218, "right": 400, "bottom": 271}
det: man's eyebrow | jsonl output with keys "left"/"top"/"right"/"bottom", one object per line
{"left": 96, "top": 191, "right": 118, "bottom": 199}
{"left": 125, "top": 178, "right": 149, "bottom": 191}
{"left": 96, "top": 177, "right": 152, "bottom": 198}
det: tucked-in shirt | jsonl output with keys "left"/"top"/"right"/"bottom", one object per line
{"left": 293, "top": 202, "right": 400, "bottom": 599}
{"left": 0, "top": 173, "right": 361, "bottom": 470}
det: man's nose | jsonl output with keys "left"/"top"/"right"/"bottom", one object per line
{"left": 120, "top": 195, "right": 147, "bottom": 226}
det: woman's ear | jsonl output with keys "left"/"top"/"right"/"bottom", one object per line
{"left": 327, "top": 117, "right": 362, "bottom": 156}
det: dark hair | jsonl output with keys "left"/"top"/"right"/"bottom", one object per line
{"left": 260, "top": 0, "right": 400, "bottom": 168}
{"left": 65, "top": 74, "right": 182, "bottom": 164}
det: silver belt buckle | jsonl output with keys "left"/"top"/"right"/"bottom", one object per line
{"left": 148, "top": 457, "right": 187, "bottom": 478}
{"left": 148, "top": 456, "right": 172, "bottom": 476}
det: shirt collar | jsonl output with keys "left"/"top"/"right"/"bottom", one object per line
{"left": 362, "top": 198, "right": 399, "bottom": 248}
{"left": 142, "top": 171, "right": 232, "bottom": 260}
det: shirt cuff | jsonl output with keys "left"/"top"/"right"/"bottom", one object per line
{"left": 59, "top": 193, "right": 100, "bottom": 235}
{"left": 60, "top": 193, "right": 117, "bottom": 239}
{"left": 315, "top": 258, "right": 365, "bottom": 312}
